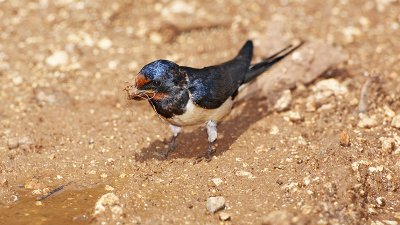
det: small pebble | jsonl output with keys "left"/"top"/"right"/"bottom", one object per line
{"left": 339, "top": 131, "right": 351, "bottom": 147}
{"left": 342, "top": 26, "right": 361, "bottom": 43}
{"left": 235, "top": 170, "right": 255, "bottom": 178}
{"left": 358, "top": 114, "right": 378, "bottom": 128}
{"left": 303, "top": 177, "right": 311, "bottom": 186}
{"left": 380, "top": 137, "right": 395, "bottom": 153}
{"left": 149, "top": 32, "right": 162, "bottom": 44}
{"left": 287, "top": 111, "right": 303, "bottom": 123}
{"left": 45, "top": 50, "right": 69, "bottom": 67}
{"left": 7, "top": 138, "right": 19, "bottom": 149}
{"left": 35, "top": 201, "right": 43, "bottom": 206}
{"left": 274, "top": 89, "right": 292, "bottom": 112}
{"left": 105, "top": 185, "right": 115, "bottom": 191}
{"left": 0, "top": 178, "right": 8, "bottom": 187}
{"left": 32, "top": 189, "right": 42, "bottom": 195}
{"left": 382, "top": 220, "right": 398, "bottom": 225}
{"left": 97, "top": 38, "right": 112, "bottom": 50}
{"left": 19, "top": 136, "right": 33, "bottom": 146}
{"left": 313, "top": 78, "right": 348, "bottom": 95}
{"left": 269, "top": 126, "right": 279, "bottom": 135}
{"left": 36, "top": 91, "right": 57, "bottom": 104}
{"left": 391, "top": 114, "right": 400, "bottom": 129}
{"left": 219, "top": 212, "right": 231, "bottom": 221}
{"left": 94, "top": 193, "right": 120, "bottom": 216}
{"left": 376, "top": 197, "right": 385, "bottom": 207}
{"left": 262, "top": 210, "right": 292, "bottom": 225}
{"left": 383, "top": 105, "right": 395, "bottom": 118}
{"left": 12, "top": 76, "right": 23, "bottom": 85}
{"left": 10, "top": 195, "right": 18, "bottom": 202}
{"left": 206, "top": 196, "right": 225, "bottom": 213}
{"left": 368, "top": 207, "right": 378, "bottom": 215}
{"left": 166, "top": 0, "right": 195, "bottom": 14}
{"left": 211, "top": 178, "right": 223, "bottom": 186}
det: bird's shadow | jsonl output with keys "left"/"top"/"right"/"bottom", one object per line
{"left": 134, "top": 100, "right": 272, "bottom": 162}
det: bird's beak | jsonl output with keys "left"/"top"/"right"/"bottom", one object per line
{"left": 124, "top": 85, "right": 155, "bottom": 101}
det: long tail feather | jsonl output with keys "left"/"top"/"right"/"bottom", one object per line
{"left": 244, "top": 41, "right": 304, "bottom": 83}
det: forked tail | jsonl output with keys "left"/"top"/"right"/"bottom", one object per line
{"left": 244, "top": 41, "right": 304, "bottom": 83}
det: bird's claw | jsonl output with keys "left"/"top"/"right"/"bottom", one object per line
{"left": 192, "top": 144, "right": 215, "bottom": 164}
{"left": 193, "top": 154, "right": 211, "bottom": 164}
{"left": 160, "top": 137, "right": 177, "bottom": 159}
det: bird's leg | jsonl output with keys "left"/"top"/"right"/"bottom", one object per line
{"left": 194, "top": 120, "right": 218, "bottom": 163}
{"left": 206, "top": 120, "right": 218, "bottom": 158}
{"left": 161, "top": 125, "right": 181, "bottom": 158}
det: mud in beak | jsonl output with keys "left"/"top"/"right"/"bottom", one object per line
{"left": 124, "top": 85, "right": 155, "bottom": 101}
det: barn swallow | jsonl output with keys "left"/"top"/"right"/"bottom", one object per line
{"left": 128, "top": 40, "right": 302, "bottom": 160}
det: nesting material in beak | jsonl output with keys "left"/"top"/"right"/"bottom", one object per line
{"left": 124, "top": 84, "right": 155, "bottom": 101}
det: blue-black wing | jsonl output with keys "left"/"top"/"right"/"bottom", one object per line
{"left": 181, "top": 40, "right": 253, "bottom": 109}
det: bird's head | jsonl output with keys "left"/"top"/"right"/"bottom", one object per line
{"left": 131, "top": 60, "right": 186, "bottom": 101}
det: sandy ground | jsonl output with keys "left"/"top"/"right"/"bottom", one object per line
{"left": 1, "top": 0, "right": 400, "bottom": 224}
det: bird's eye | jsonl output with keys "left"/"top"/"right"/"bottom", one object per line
{"left": 153, "top": 80, "right": 161, "bottom": 86}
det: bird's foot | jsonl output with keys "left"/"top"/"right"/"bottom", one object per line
{"left": 160, "top": 136, "right": 177, "bottom": 158}
{"left": 207, "top": 144, "right": 216, "bottom": 158}
{"left": 193, "top": 143, "right": 215, "bottom": 164}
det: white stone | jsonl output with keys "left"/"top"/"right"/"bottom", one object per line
{"left": 269, "top": 126, "right": 279, "bottom": 135}
{"left": 358, "top": 114, "right": 378, "bottom": 128}
{"left": 342, "top": 26, "right": 361, "bottom": 43}
{"left": 391, "top": 114, "right": 400, "bottom": 129}
{"left": 97, "top": 38, "right": 112, "bottom": 50}
{"left": 36, "top": 91, "right": 57, "bottom": 104}
{"left": 206, "top": 196, "right": 225, "bottom": 213}
{"left": 274, "top": 89, "right": 292, "bottom": 112}
{"left": 108, "top": 60, "right": 119, "bottom": 70}
{"left": 149, "top": 32, "right": 162, "bottom": 44}
{"left": 312, "top": 78, "right": 348, "bottom": 95}
{"left": 287, "top": 111, "right": 303, "bottom": 123}
{"left": 163, "top": 0, "right": 195, "bottom": 15}
{"left": 94, "top": 193, "right": 120, "bottom": 216}
{"left": 12, "top": 76, "right": 23, "bottom": 85}
{"left": 383, "top": 105, "right": 395, "bottom": 118}
{"left": 382, "top": 220, "right": 398, "bottom": 225}
{"left": 235, "top": 170, "right": 255, "bottom": 178}
{"left": 105, "top": 185, "right": 115, "bottom": 191}
{"left": 219, "top": 212, "right": 231, "bottom": 221}
{"left": 380, "top": 137, "right": 395, "bottom": 153}
{"left": 46, "top": 51, "right": 68, "bottom": 67}
{"left": 211, "top": 178, "right": 223, "bottom": 186}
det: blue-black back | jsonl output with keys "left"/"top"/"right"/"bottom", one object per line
{"left": 181, "top": 40, "right": 253, "bottom": 109}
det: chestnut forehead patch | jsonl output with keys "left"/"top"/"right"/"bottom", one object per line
{"left": 135, "top": 74, "right": 151, "bottom": 88}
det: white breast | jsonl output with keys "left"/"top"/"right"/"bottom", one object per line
{"left": 166, "top": 97, "right": 233, "bottom": 126}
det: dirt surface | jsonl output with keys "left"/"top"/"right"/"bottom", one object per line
{"left": 1, "top": 0, "right": 400, "bottom": 224}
